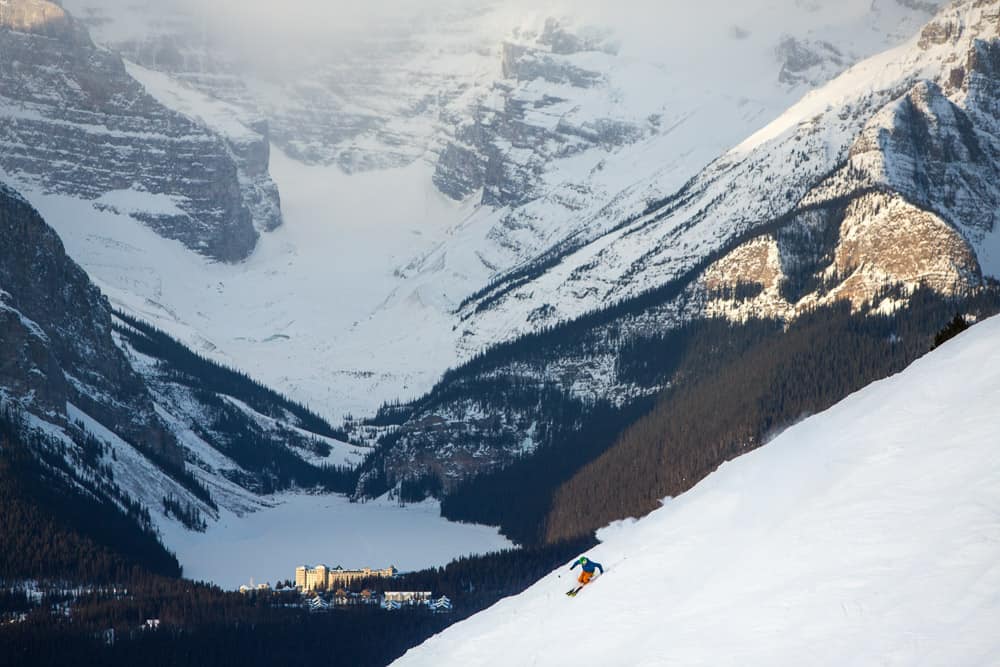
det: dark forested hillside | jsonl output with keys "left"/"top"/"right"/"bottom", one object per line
{"left": 0, "top": 408, "right": 181, "bottom": 581}
{"left": 357, "top": 162, "right": 999, "bottom": 542}
{"left": 0, "top": 525, "right": 592, "bottom": 667}
{"left": 114, "top": 312, "right": 358, "bottom": 494}
{"left": 435, "top": 316, "right": 784, "bottom": 544}
{"left": 543, "top": 289, "right": 1000, "bottom": 542}
{"left": 114, "top": 312, "right": 347, "bottom": 440}
{"left": 386, "top": 283, "right": 1000, "bottom": 546}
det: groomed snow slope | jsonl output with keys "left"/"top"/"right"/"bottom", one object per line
{"left": 395, "top": 316, "right": 1000, "bottom": 666}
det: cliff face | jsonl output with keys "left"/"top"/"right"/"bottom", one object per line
{"left": 0, "top": 183, "right": 181, "bottom": 464}
{"left": 433, "top": 24, "right": 639, "bottom": 209}
{"left": 456, "top": 0, "right": 1000, "bottom": 347}
{"left": 0, "top": 180, "right": 365, "bottom": 536}
{"left": 0, "top": 0, "right": 273, "bottom": 261}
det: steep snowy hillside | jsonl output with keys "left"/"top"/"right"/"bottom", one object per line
{"left": 48, "top": 0, "right": 943, "bottom": 418}
{"left": 33, "top": 146, "right": 472, "bottom": 423}
{"left": 459, "top": 0, "right": 1000, "bottom": 349}
{"left": 394, "top": 314, "right": 1000, "bottom": 667}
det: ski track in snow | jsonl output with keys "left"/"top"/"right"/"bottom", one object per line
{"left": 394, "top": 315, "right": 1000, "bottom": 667}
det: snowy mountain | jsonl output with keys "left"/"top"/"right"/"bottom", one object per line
{"left": 0, "top": 179, "right": 509, "bottom": 584}
{"left": 355, "top": 0, "right": 1000, "bottom": 509}
{"left": 0, "top": 180, "right": 211, "bottom": 522}
{"left": 393, "top": 313, "right": 1000, "bottom": 667}
{"left": 0, "top": 182, "right": 178, "bottom": 460}
{"left": 0, "top": 0, "right": 280, "bottom": 261}
{"left": 457, "top": 0, "right": 1000, "bottom": 348}
{"left": 28, "top": 0, "right": 945, "bottom": 422}
{"left": 8, "top": 0, "right": 995, "bottom": 545}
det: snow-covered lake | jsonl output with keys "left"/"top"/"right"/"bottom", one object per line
{"left": 160, "top": 492, "right": 512, "bottom": 589}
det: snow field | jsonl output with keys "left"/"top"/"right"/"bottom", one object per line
{"left": 27, "top": 146, "right": 471, "bottom": 423}
{"left": 394, "top": 315, "right": 1000, "bottom": 666}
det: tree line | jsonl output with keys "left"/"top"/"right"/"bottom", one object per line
{"left": 114, "top": 311, "right": 349, "bottom": 441}
{"left": 0, "top": 407, "right": 181, "bottom": 582}
{"left": 543, "top": 287, "right": 1000, "bottom": 542}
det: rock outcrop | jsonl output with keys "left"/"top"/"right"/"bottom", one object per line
{"left": 363, "top": 0, "right": 1000, "bottom": 493}
{"left": 0, "top": 183, "right": 181, "bottom": 464}
{"left": 0, "top": 0, "right": 70, "bottom": 35}
{"left": 0, "top": 0, "right": 268, "bottom": 261}
{"left": 434, "top": 21, "right": 638, "bottom": 207}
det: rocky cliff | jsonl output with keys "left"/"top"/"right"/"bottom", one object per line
{"left": 0, "top": 0, "right": 278, "bottom": 261}
{"left": 0, "top": 179, "right": 360, "bottom": 534}
{"left": 0, "top": 182, "right": 180, "bottom": 463}
{"left": 456, "top": 0, "right": 1000, "bottom": 347}
{"left": 433, "top": 19, "right": 639, "bottom": 208}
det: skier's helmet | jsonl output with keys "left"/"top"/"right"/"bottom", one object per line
{"left": 580, "top": 557, "right": 588, "bottom": 564}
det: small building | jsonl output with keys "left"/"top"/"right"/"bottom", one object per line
{"left": 239, "top": 581, "right": 271, "bottom": 595}
{"left": 307, "top": 596, "right": 330, "bottom": 612}
{"left": 384, "top": 591, "right": 432, "bottom": 604}
{"left": 430, "top": 596, "right": 453, "bottom": 613}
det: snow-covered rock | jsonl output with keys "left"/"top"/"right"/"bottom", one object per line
{"left": 46, "top": 0, "right": 948, "bottom": 419}
{"left": 364, "top": 0, "right": 1000, "bottom": 493}
{"left": 0, "top": 182, "right": 179, "bottom": 463}
{"left": 0, "top": 0, "right": 279, "bottom": 261}
{"left": 393, "top": 313, "right": 1000, "bottom": 667}
{"left": 458, "top": 0, "right": 1000, "bottom": 348}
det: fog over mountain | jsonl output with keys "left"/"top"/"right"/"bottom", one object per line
{"left": 37, "top": 0, "right": 944, "bottom": 424}
{"left": 150, "top": 0, "right": 939, "bottom": 77}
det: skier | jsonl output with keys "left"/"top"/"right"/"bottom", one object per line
{"left": 567, "top": 556, "right": 604, "bottom": 595}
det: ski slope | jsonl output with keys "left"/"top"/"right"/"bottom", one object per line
{"left": 395, "top": 315, "right": 1000, "bottom": 666}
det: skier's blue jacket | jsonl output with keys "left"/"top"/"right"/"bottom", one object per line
{"left": 570, "top": 557, "right": 603, "bottom": 574}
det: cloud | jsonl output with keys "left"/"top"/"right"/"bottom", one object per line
{"left": 140, "top": 0, "right": 939, "bottom": 79}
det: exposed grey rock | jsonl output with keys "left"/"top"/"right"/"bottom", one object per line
{"left": 0, "top": 0, "right": 266, "bottom": 261}
{"left": 368, "top": 1, "right": 1000, "bottom": 491}
{"left": 895, "top": 0, "right": 941, "bottom": 13}
{"left": 0, "top": 290, "right": 66, "bottom": 419}
{"left": 777, "top": 36, "right": 846, "bottom": 86}
{"left": 501, "top": 42, "right": 603, "bottom": 87}
{"left": 0, "top": 182, "right": 181, "bottom": 465}
{"left": 434, "top": 35, "right": 641, "bottom": 206}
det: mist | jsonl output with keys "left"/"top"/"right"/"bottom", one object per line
{"left": 163, "top": 0, "right": 915, "bottom": 79}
